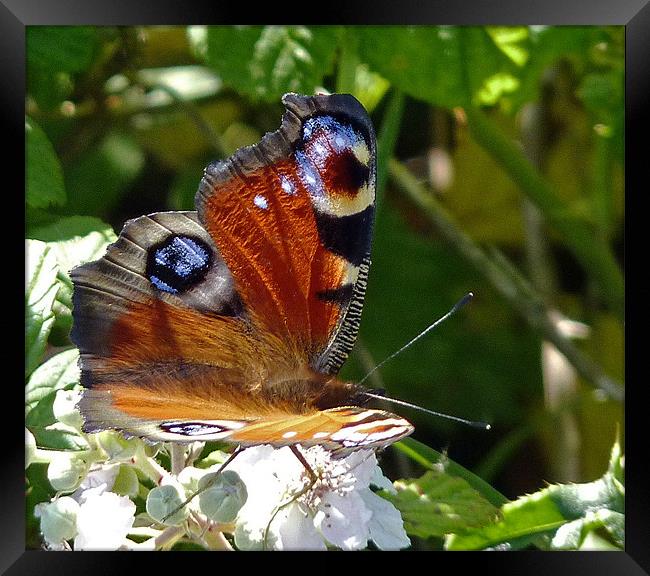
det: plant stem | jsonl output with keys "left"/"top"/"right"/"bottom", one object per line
{"left": 133, "top": 445, "right": 169, "bottom": 485}
{"left": 170, "top": 444, "right": 186, "bottom": 476}
{"left": 335, "top": 28, "right": 359, "bottom": 95}
{"left": 464, "top": 106, "right": 623, "bottom": 319}
{"left": 388, "top": 158, "right": 624, "bottom": 403}
{"left": 377, "top": 89, "right": 405, "bottom": 200}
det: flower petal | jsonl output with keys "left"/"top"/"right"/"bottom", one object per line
{"left": 360, "top": 489, "right": 411, "bottom": 550}
{"left": 370, "top": 465, "right": 397, "bottom": 494}
{"left": 73, "top": 491, "right": 136, "bottom": 550}
{"left": 276, "top": 503, "right": 326, "bottom": 551}
{"left": 315, "top": 491, "right": 371, "bottom": 550}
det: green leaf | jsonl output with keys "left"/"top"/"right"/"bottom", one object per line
{"left": 507, "top": 26, "right": 593, "bottom": 111}
{"left": 381, "top": 469, "right": 499, "bottom": 539}
{"left": 357, "top": 26, "right": 518, "bottom": 109}
{"left": 204, "top": 26, "right": 340, "bottom": 101}
{"left": 27, "top": 26, "right": 98, "bottom": 109}
{"left": 32, "top": 425, "right": 89, "bottom": 452}
{"left": 26, "top": 241, "right": 60, "bottom": 377}
{"left": 28, "top": 218, "right": 117, "bottom": 344}
{"left": 26, "top": 117, "right": 66, "bottom": 209}
{"left": 25, "top": 389, "right": 59, "bottom": 428}
{"left": 25, "top": 349, "right": 80, "bottom": 415}
{"left": 607, "top": 436, "right": 624, "bottom": 485}
{"left": 31, "top": 217, "right": 117, "bottom": 275}
{"left": 352, "top": 64, "right": 390, "bottom": 114}
{"left": 445, "top": 439, "right": 625, "bottom": 550}
{"left": 26, "top": 389, "right": 88, "bottom": 452}
{"left": 550, "top": 509, "right": 624, "bottom": 550}
{"left": 486, "top": 27, "right": 530, "bottom": 66}
{"left": 27, "top": 26, "right": 97, "bottom": 74}
{"left": 395, "top": 438, "right": 509, "bottom": 509}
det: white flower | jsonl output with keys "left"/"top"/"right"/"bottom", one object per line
{"left": 73, "top": 491, "right": 136, "bottom": 550}
{"left": 229, "top": 445, "right": 410, "bottom": 551}
{"left": 71, "top": 464, "right": 119, "bottom": 502}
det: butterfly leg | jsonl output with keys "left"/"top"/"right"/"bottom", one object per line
{"left": 262, "top": 445, "right": 320, "bottom": 549}
{"left": 289, "top": 445, "right": 318, "bottom": 483}
{"left": 161, "top": 445, "right": 244, "bottom": 524}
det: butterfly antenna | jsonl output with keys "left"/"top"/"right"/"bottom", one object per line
{"left": 361, "top": 389, "right": 490, "bottom": 430}
{"left": 357, "top": 292, "right": 474, "bottom": 388}
{"left": 357, "top": 291, "right": 490, "bottom": 431}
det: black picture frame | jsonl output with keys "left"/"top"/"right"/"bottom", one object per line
{"left": 10, "top": 0, "right": 646, "bottom": 572}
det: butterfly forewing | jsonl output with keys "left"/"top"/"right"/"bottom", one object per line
{"left": 70, "top": 93, "right": 412, "bottom": 450}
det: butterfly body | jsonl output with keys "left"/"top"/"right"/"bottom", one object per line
{"left": 71, "top": 93, "right": 414, "bottom": 452}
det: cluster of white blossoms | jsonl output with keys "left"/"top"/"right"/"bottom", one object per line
{"left": 28, "top": 389, "right": 410, "bottom": 551}
{"left": 229, "top": 445, "right": 410, "bottom": 550}
{"left": 34, "top": 464, "right": 136, "bottom": 550}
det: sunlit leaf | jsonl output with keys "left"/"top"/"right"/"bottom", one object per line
{"left": 30, "top": 217, "right": 117, "bottom": 275}
{"left": 446, "top": 439, "right": 624, "bottom": 550}
{"left": 381, "top": 469, "right": 498, "bottom": 538}
{"left": 28, "top": 218, "right": 117, "bottom": 344}
{"left": 204, "top": 26, "right": 340, "bottom": 101}
{"left": 26, "top": 241, "right": 60, "bottom": 377}
{"left": 357, "top": 27, "right": 518, "bottom": 108}
{"left": 26, "top": 349, "right": 80, "bottom": 414}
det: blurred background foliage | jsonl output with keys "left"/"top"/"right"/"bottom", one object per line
{"left": 26, "top": 25, "right": 623, "bottom": 509}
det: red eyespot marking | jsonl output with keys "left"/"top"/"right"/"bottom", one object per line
{"left": 323, "top": 149, "right": 370, "bottom": 199}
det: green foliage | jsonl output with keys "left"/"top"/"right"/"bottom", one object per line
{"left": 26, "top": 349, "right": 80, "bottom": 414}
{"left": 202, "top": 26, "right": 340, "bottom": 101}
{"left": 445, "top": 440, "right": 624, "bottom": 550}
{"left": 27, "top": 26, "right": 97, "bottom": 75}
{"left": 26, "top": 241, "right": 60, "bottom": 377}
{"left": 26, "top": 117, "right": 66, "bottom": 210}
{"left": 27, "top": 26, "right": 98, "bottom": 109}
{"left": 64, "top": 133, "right": 145, "bottom": 217}
{"left": 358, "top": 27, "right": 520, "bottom": 108}
{"left": 381, "top": 469, "right": 499, "bottom": 539}
{"left": 25, "top": 25, "right": 624, "bottom": 551}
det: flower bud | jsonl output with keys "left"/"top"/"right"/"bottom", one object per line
{"left": 198, "top": 470, "right": 247, "bottom": 523}
{"left": 146, "top": 484, "right": 188, "bottom": 526}
{"left": 177, "top": 466, "right": 204, "bottom": 494}
{"left": 112, "top": 464, "right": 140, "bottom": 499}
{"left": 35, "top": 497, "right": 80, "bottom": 545}
{"left": 47, "top": 452, "right": 91, "bottom": 492}
{"left": 96, "top": 431, "right": 140, "bottom": 462}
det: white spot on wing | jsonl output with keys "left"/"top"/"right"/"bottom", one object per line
{"left": 254, "top": 194, "right": 268, "bottom": 209}
{"left": 282, "top": 431, "right": 298, "bottom": 439}
{"left": 280, "top": 176, "right": 295, "bottom": 195}
{"left": 330, "top": 418, "right": 413, "bottom": 443}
